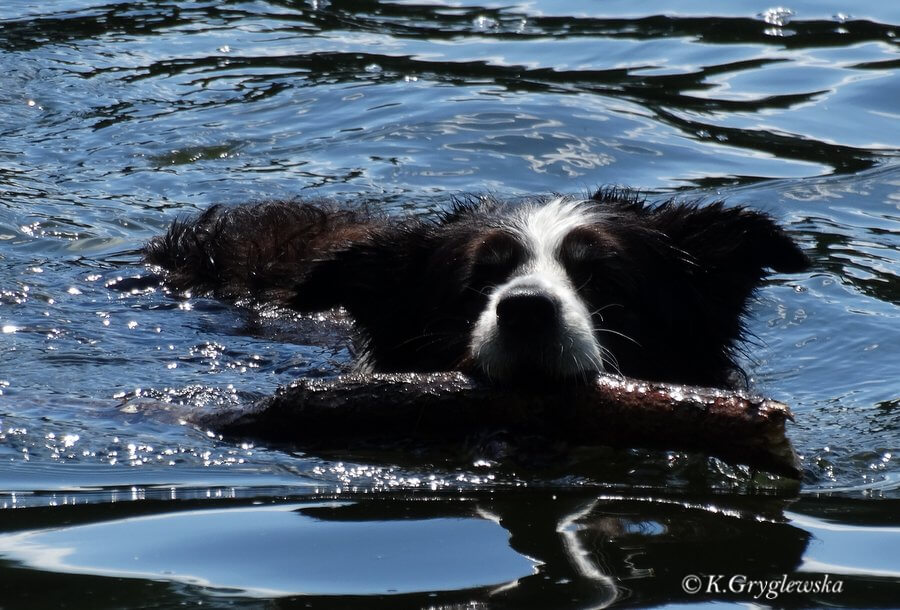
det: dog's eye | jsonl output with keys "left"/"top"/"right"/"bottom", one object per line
{"left": 560, "top": 226, "right": 616, "bottom": 281}
{"left": 469, "top": 231, "right": 523, "bottom": 286}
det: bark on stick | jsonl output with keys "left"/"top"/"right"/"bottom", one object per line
{"left": 184, "top": 372, "right": 801, "bottom": 478}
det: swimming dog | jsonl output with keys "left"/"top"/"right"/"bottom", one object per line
{"left": 145, "top": 189, "right": 808, "bottom": 387}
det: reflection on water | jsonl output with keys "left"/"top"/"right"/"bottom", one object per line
{"left": 1, "top": 492, "right": 898, "bottom": 607}
{"left": 1, "top": 0, "right": 899, "bottom": 606}
{"left": 0, "top": 501, "right": 537, "bottom": 596}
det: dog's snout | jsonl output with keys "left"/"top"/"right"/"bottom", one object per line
{"left": 496, "top": 289, "right": 559, "bottom": 331}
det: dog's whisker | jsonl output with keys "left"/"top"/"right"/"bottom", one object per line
{"left": 588, "top": 303, "right": 623, "bottom": 317}
{"left": 593, "top": 327, "right": 641, "bottom": 347}
{"left": 605, "top": 353, "right": 623, "bottom": 377}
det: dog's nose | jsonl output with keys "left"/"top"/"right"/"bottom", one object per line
{"left": 496, "top": 289, "right": 559, "bottom": 331}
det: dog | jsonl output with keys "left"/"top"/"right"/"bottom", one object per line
{"left": 145, "top": 189, "right": 808, "bottom": 388}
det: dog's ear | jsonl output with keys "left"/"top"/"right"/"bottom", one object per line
{"left": 288, "top": 226, "right": 412, "bottom": 314}
{"left": 614, "top": 201, "right": 809, "bottom": 386}
{"left": 649, "top": 201, "right": 809, "bottom": 277}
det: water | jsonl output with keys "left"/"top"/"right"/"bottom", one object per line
{"left": 0, "top": 501, "right": 537, "bottom": 596}
{"left": 1, "top": 0, "right": 898, "bottom": 607}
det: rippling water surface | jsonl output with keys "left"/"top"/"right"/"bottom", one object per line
{"left": 1, "top": 0, "right": 898, "bottom": 607}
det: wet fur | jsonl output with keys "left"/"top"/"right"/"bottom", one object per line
{"left": 145, "top": 189, "right": 808, "bottom": 387}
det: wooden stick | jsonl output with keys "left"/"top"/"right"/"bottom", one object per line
{"left": 184, "top": 372, "right": 801, "bottom": 478}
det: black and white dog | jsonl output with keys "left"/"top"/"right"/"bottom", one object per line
{"left": 145, "top": 189, "right": 808, "bottom": 387}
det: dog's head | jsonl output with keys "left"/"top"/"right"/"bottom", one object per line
{"left": 292, "top": 191, "right": 808, "bottom": 387}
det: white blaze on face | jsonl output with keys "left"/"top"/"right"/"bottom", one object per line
{"left": 470, "top": 197, "right": 606, "bottom": 381}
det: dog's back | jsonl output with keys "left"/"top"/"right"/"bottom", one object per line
{"left": 145, "top": 200, "right": 381, "bottom": 303}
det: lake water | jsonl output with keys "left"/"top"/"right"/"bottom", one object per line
{"left": 1, "top": 0, "right": 898, "bottom": 607}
